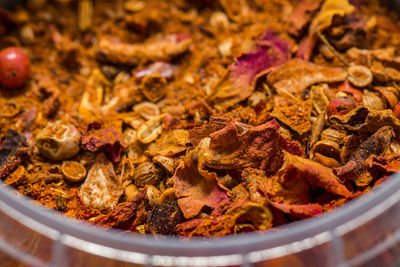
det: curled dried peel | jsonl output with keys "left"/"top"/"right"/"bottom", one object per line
{"left": 334, "top": 126, "right": 395, "bottom": 186}
{"left": 329, "top": 107, "right": 400, "bottom": 136}
{"left": 267, "top": 59, "right": 347, "bottom": 95}
{"left": 176, "top": 200, "right": 272, "bottom": 237}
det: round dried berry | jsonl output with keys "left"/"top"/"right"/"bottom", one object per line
{"left": 0, "top": 47, "right": 30, "bottom": 89}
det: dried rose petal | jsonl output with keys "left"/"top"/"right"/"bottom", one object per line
{"left": 81, "top": 122, "right": 124, "bottom": 162}
{"left": 268, "top": 201, "right": 323, "bottom": 219}
{"left": 207, "top": 30, "right": 291, "bottom": 110}
{"left": 174, "top": 138, "right": 229, "bottom": 219}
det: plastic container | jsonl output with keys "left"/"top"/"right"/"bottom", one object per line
{"left": 1, "top": 172, "right": 400, "bottom": 267}
{"left": 3, "top": 2, "right": 400, "bottom": 267}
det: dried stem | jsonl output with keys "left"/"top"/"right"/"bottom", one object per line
{"left": 315, "top": 29, "right": 350, "bottom": 67}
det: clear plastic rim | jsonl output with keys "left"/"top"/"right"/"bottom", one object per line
{"left": 0, "top": 172, "right": 400, "bottom": 259}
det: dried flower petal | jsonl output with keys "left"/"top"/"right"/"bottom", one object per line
{"left": 268, "top": 201, "right": 323, "bottom": 219}
{"left": 81, "top": 122, "right": 124, "bottom": 162}
{"left": 174, "top": 138, "right": 229, "bottom": 219}
{"left": 207, "top": 30, "right": 291, "bottom": 110}
{"left": 176, "top": 200, "right": 272, "bottom": 237}
{"left": 282, "top": 152, "right": 351, "bottom": 197}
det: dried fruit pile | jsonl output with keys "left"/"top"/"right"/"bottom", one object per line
{"left": 1, "top": 0, "right": 400, "bottom": 237}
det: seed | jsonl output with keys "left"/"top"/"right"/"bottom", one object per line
{"left": 153, "top": 155, "right": 175, "bottom": 175}
{"left": 62, "top": 161, "right": 87, "bottom": 182}
{"left": 136, "top": 114, "right": 165, "bottom": 144}
{"left": 125, "top": 184, "right": 140, "bottom": 201}
{"left": 133, "top": 161, "right": 164, "bottom": 187}
{"left": 133, "top": 102, "right": 160, "bottom": 120}
{"left": 347, "top": 65, "right": 373, "bottom": 88}
{"left": 145, "top": 185, "right": 161, "bottom": 207}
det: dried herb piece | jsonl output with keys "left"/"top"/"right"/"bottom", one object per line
{"left": 271, "top": 100, "right": 312, "bottom": 135}
{"left": 334, "top": 126, "right": 395, "bottom": 186}
{"left": 0, "top": 130, "right": 29, "bottom": 178}
{"left": 147, "top": 201, "right": 185, "bottom": 235}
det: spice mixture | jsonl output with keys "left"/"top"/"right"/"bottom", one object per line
{"left": 1, "top": 0, "right": 400, "bottom": 237}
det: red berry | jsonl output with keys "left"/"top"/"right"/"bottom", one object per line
{"left": 0, "top": 47, "right": 30, "bottom": 89}
{"left": 327, "top": 96, "right": 357, "bottom": 117}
